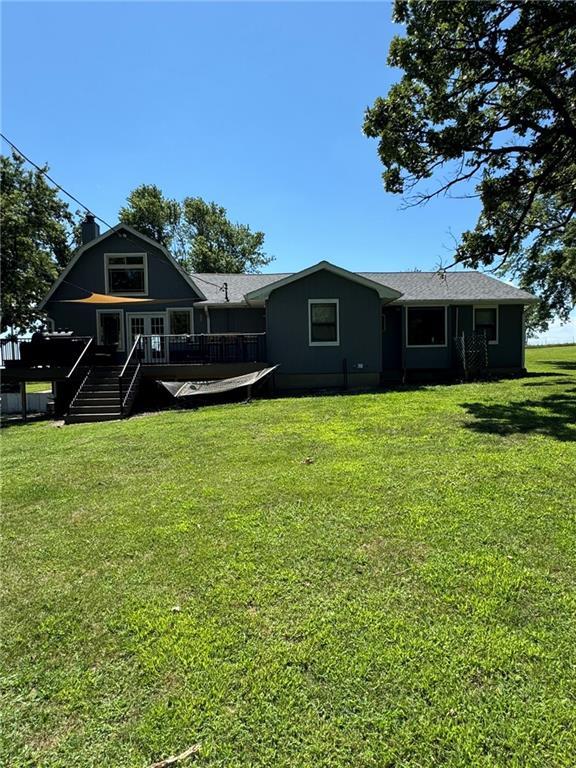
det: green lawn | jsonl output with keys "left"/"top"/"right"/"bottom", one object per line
{"left": 25, "top": 382, "right": 52, "bottom": 394}
{"left": 2, "top": 346, "right": 575, "bottom": 767}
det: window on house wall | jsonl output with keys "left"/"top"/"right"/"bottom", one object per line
{"left": 105, "top": 253, "right": 148, "bottom": 295}
{"left": 309, "top": 300, "right": 339, "bottom": 345}
{"left": 168, "top": 309, "right": 193, "bottom": 335}
{"left": 474, "top": 306, "right": 498, "bottom": 343}
{"left": 407, "top": 307, "right": 446, "bottom": 346}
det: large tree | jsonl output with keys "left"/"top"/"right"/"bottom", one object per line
{"left": 363, "top": 0, "right": 576, "bottom": 330}
{"left": 119, "top": 185, "right": 272, "bottom": 273}
{"left": 118, "top": 184, "right": 180, "bottom": 247}
{"left": 0, "top": 153, "right": 76, "bottom": 332}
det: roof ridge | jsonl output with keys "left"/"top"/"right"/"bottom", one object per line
{"left": 190, "top": 269, "right": 488, "bottom": 277}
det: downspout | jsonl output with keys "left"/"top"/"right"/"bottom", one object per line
{"left": 204, "top": 306, "right": 211, "bottom": 334}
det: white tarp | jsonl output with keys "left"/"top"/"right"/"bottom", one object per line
{"left": 159, "top": 365, "right": 278, "bottom": 398}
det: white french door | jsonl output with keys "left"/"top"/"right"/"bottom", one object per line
{"left": 127, "top": 313, "right": 167, "bottom": 362}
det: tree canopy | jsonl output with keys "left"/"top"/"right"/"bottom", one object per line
{"left": 118, "top": 184, "right": 180, "bottom": 247}
{"left": 0, "top": 153, "right": 76, "bottom": 332}
{"left": 363, "top": 0, "right": 576, "bottom": 329}
{"left": 119, "top": 185, "right": 272, "bottom": 273}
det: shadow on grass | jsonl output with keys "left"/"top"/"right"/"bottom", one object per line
{"left": 522, "top": 378, "right": 571, "bottom": 387}
{"left": 0, "top": 413, "right": 51, "bottom": 430}
{"left": 546, "top": 360, "right": 576, "bottom": 371}
{"left": 462, "top": 390, "right": 576, "bottom": 442}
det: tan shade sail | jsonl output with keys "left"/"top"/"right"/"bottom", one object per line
{"left": 59, "top": 292, "right": 188, "bottom": 304}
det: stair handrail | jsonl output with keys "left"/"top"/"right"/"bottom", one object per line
{"left": 66, "top": 337, "right": 94, "bottom": 379}
{"left": 119, "top": 335, "right": 142, "bottom": 417}
{"left": 119, "top": 334, "right": 142, "bottom": 379}
{"left": 121, "top": 364, "right": 142, "bottom": 416}
{"left": 68, "top": 366, "right": 93, "bottom": 411}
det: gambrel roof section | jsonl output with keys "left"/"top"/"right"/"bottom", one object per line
{"left": 38, "top": 224, "right": 206, "bottom": 309}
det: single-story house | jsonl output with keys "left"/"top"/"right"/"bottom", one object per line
{"left": 37, "top": 216, "right": 537, "bottom": 394}
{"left": 1, "top": 215, "right": 539, "bottom": 421}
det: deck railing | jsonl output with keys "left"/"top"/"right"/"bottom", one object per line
{"left": 138, "top": 333, "right": 267, "bottom": 365}
{"left": 1, "top": 334, "right": 93, "bottom": 370}
{"left": 0, "top": 335, "right": 22, "bottom": 366}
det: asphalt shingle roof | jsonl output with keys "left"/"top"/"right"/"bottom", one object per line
{"left": 190, "top": 270, "right": 536, "bottom": 304}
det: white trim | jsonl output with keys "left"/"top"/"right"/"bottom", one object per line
{"left": 38, "top": 223, "right": 206, "bottom": 309}
{"left": 204, "top": 306, "right": 211, "bottom": 333}
{"left": 96, "top": 308, "right": 125, "bottom": 351}
{"left": 406, "top": 305, "right": 448, "bottom": 348}
{"left": 167, "top": 307, "right": 195, "bottom": 335}
{"left": 308, "top": 298, "right": 340, "bottom": 347}
{"left": 473, "top": 304, "right": 499, "bottom": 345}
{"left": 245, "top": 261, "right": 403, "bottom": 302}
{"left": 104, "top": 252, "right": 149, "bottom": 296}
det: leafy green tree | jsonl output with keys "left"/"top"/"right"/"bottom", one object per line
{"left": 0, "top": 152, "right": 76, "bottom": 332}
{"left": 363, "top": 0, "right": 576, "bottom": 329}
{"left": 180, "top": 197, "right": 270, "bottom": 273}
{"left": 119, "top": 185, "right": 272, "bottom": 273}
{"left": 118, "top": 184, "right": 180, "bottom": 248}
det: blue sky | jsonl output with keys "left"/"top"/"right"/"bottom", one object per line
{"left": 2, "top": 1, "right": 574, "bottom": 341}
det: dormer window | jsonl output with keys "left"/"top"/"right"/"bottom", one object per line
{"left": 105, "top": 253, "right": 148, "bottom": 295}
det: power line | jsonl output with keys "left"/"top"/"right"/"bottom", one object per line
{"left": 1, "top": 132, "right": 229, "bottom": 296}
{"left": 1, "top": 132, "right": 105, "bottom": 224}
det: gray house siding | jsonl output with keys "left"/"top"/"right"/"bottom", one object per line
{"left": 193, "top": 307, "right": 208, "bottom": 334}
{"left": 46, "top": 233, "right": 199, "bottom": 304}
{"left": 488, "top": 304, "right": 524, "bottom": 368}
{"left": 209, "top": 307, "right": 266, "bottom": 334}
{"left": 192, "top": 307, "right": 266, "bottom": 334}
{"left": 266, "top": 269, "right": 382, "bottom": 388}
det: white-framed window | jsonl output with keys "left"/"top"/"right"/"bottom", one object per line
{"left": 474, "top": 305, "right": 498, "bottom": 344}
{"left": 96, "top": 309, "right": 125, "bottom": 351}
{"left": 406, "top": 306, "right": 447, "bottom": 347}
{"left": 168, "top": 308, "right": 195, "bottom": 335}
{"left": 104, "top": 253, "right": 148, "bottom": 295}
{"left": 309, "top": 299, "right": 339, "bottom": 346}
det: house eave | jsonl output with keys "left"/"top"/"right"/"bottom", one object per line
{"left": 388, "top": 297, "right": 539, "bottom": 306}
{"left": 194, "top": 300, "right": 265, "bottom": 309}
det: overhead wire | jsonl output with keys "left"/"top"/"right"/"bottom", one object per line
{"left": 1, "top": 133, "right": 230, "bottom": 298}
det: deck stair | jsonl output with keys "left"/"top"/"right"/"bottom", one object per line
{"left": 65, "top": 365, "right": 140, "bottom": 424}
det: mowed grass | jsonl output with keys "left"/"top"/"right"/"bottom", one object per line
{"left": 1, "top": 346, "right": 575, "bottom": 767}
{"left": 25, "top": 382, "right": 52, "bottom": 394}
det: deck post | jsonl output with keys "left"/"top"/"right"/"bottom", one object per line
{"left": 20, "top": 381, "right": 27, "bottom": 421}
